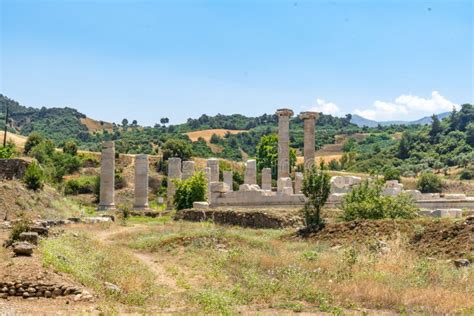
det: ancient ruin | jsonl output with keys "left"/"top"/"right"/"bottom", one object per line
{"left": 98, "top": 141, "right": 115, "bottom": 210}
{"left": 133, "top": 154, "right": 149, "bottom": 210}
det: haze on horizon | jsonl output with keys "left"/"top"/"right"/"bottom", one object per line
{"left": 1, "top": 0, "right": 472, "bottom": 126}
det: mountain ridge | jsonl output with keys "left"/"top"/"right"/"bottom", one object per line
{"left": 350, "top": 112, "right": 451, "bottom": 127}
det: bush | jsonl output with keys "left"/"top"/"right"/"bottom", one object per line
{"left": 301, "top": 163, "right": 331, "bottom": 228}
{"left": 383, "top": 168, "right": 401, "bottom": 182}
{"left": 9, "top": 217, "right": 32, "bottom": 243}
{"left": 416, "top": 172, "right": 443, "bottom": 193}
{"left": 63, "top": 140, "right": 78, "bottom": 156}
{"left": 64, "top": 176, "right": 98, "bottom": 195}
{"left": 459, "top": 169, "right": 473, "bottom": 180}
{"left": 23, "top": 162, "right": 45, "bottom": 191}
{"left": 342, "top": 179, "right": 418, "bottom": 221}
{"left": 0, "top": 142, "right": 16, "bottom": 158}
{"left": 174, "top": 171, "right": 207, "bottom": 211}
{"left": 24, "top": 132, "right": 44, "bottom": 154}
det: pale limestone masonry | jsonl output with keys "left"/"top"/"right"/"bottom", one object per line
{"left": 295, "top": 172, "right": 303, "bottom": 194}
{"left": 261, "top": 168, "right": 272, "bottom": 191}
{"left": 207, "top": 158, "right": 219, "bottom": 182}
{"left": 223, "top": 170, "right": 233, "bottom": 192}
{"left": 182, "top": 161, "right": 195, "bottom": 180}
{"left": 299, "top": 111, "right": 318, "bottom": 170}
{"left": 276, "top": 109, "right": 294, "bottom": 179}
{"left": 205, "top": 167, "right": 212, "bottom": 202}
{"left": 277, "top": 177, "right": 293, "bottom": 195}
{"left": 98, "top": 141, "right": 115, "bottom": 210}
{"left": 133, "top": 154, "right": 149, "bottom": 210}
{"left": 167, "top": 157, "right": 182, "bottom": 208}
{"left": 244, "top": 159, "right": 257, "bottom": 185}
{"left": 330, "top": 176, "right": 362, "bottom": 193}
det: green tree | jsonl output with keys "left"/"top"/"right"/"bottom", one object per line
{"left": 23, "top": 162, "right": 45, "bottom": 191}
{"left": 416, "top": 172, "right": 443, "bottom": 193}
{"left": 383, "top": 167, "right": 401, "bottom": 182}
{"left": 466, "top": 122, "right": 474, "bottom": 146}
{"left": 256, "top": 134, "right": 296, "bottom": 178}
{"left": 174, "top": 171, "right": 207, "bottom": 210}
{"left": 301, "top": 163, "right": 331, "bottom": 228}
{"left": 429, "top": 114, "right": 442, "bottom": 141}
{"left": 162, "top": 139, "right": 193, "bottom": 161}
{"left": 63, "top": 140, "right": 78, "bottom": 156}
{"left": 342, "top": 138, "right": 356, "bottom": 152}
{"left": 24, "top": 132, "right": 44, "bottom": 154}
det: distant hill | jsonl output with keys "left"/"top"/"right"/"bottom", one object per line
{"left": 350, "top": 112, "right": 451, "bottom": 127}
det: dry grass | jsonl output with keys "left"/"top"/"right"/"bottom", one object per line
{"left": 185, "top": 129, "right": 246, "bottom": 142}
{"left": 0, "top": 131, "right": 27, "bottom": 148}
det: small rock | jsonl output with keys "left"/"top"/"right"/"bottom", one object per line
{"left": 22, "top": 292, "right": 29, "bottom": 298}
{"left": 454, "top": 259, "right": 471, "bottom": 268}
{"left": 13, "top": 242, "right": 34, "bottom": 256}
{"left": 74, "top": 294, "right": 82, "bottom": 301}
{"left": 44, "top": 290, "right": 52, "bottom": 298}
{"left": 104, "top": 282, "right": 121, "bottom": 293}
{"left": 0, "top": 293, "right": 7, "bottom": 299}
{"left": 52, "top": 288, "right": 63, "bottom": 296}
{"left": 30, "top": 226, "right": 49, "bottom": 236}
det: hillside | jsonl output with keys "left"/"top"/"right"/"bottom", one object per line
{"left": 351, "top": 112, "right": 451, "bottom": 127}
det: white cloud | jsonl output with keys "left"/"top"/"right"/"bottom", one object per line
{"left": 354, "top": 91, "right": 458, "bottom": 121}
{"left": 309, "top": 98, "right": 341, "bottom": 116}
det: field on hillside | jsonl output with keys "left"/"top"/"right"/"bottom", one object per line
{"left": 0, "top": 131, "right": 27, "bottom": 148}
{"left": 185, "top": 129, "right": 246, "bottom": 142}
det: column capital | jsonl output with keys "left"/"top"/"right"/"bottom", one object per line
{"left": 276, "top": 108, "right": 294, "bottom": 117}
{"left": 299, "top": 111, "right": 319, "bottom": 120}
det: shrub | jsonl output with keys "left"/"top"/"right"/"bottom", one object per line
{"left": 459, "top": 169, "right": 473, "bottom": 180}
{"left": 383, "top": 168, "right": 401, "bottom": 182}
{"left": 0, "top": 142, "right": 16, "bottom": 158}
{"left": 24, "top": 132, "right": 44, "bottom": 154}
{"left": 301, "top": 163, "right": 331, "bottom": 228}
{"left": 174, "top": 171, "right": 207, "bottom": 211}
{"left": 63, "top": 140, "right": 78, "bottom": 156}
{"left": 23, "top": 162, "right": 45, "bottom": 191}
{"left": 342, "top": 179, "right": 418, "bottom": 221}
{"left": 64, "top": 176, "right": 98, "bottom": 195}
{"left": 416, "top": 172, "right": 443, "bottom": 193}
{"left": 9, "top": 217, "right": 32, "bottom": 243}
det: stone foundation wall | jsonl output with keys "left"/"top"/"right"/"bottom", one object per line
{"left": 0, "top": 159, "right": 30, "bottom": 180}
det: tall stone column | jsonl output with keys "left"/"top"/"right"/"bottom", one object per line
{"left": 261, "top": 168, "right": 272, "bottom": 191}
{"left": 276, "top": 108, "right": 294, "bottom": 179}
{"left": 98, "top": 141, "right": 115, "bottom": 210}
{"left": 244, "top": 160, "right": 257, "bottom": 185}
{"left": 207, "top": 158, "right": 219, "bottom": 182}
{"left": 182, "top": 161, "right": 195, "bottom": 180}
{"left": 223, "top": 171, "right": 233, "bottom": 192}
{"left": 133, "top": 154, "right": 149, "bottom": 210}
{"left": 204, "top": 167, "right": 212, "bottom": 202}
{"left": 299, "top": 111, "right": 318, "bottom": 170}
{"left": 167, "top": 157, "right": 182, "bottom": 208}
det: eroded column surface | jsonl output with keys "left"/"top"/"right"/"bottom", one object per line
{"left": 98, "top": 141, "right": 115, "bottom": 210}
{"left": 182, "top": 161, "right": 195, "bottom": 180}
{"left": 261, "top": 168, "right": 272, "bottom": 191}
{"left": 277, "top": 109, "right": 294, "bottom": 179}
{"left": 134, "top": 154, "right": 149, "bottom": 210}
{"left": 295, "top": 172, "right": 303, "bottom": 194}
{"left": 204, "top": 167, "right": 212, "bottom": 202}
{"left": 300, "top": 111, "right": 318, "bottom": 170}
{"left": 223, "top": 170, "right": 233, "bottom": 192}
{"left": 207, "top": 158, "right": 219, "bottom": 182}
{"left": 244, "top": 160, "right": 257, "bottom": 185}
{"left": 167, "top": 157, "right": 182, "bottom": 208}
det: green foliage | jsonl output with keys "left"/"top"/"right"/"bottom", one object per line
{"left": 209, "top": 133, "right": 221, "bottom": 144}
{"left": 24, "top": 132, "right": 44, "bottom": 154}
{"left": 301, "top": 163, "right": 331, "bottom": 227}
{"left": 342, "top": 179, "right": 418, "bottom": 221}
{"left": 459, "top": 168, "right": 473, "bottom": 180}
{"left": 23, "top": 161, "right": 45, "bottom": 191}
{"left": 256, "top": 134, "right": 297, "bottom": 178}
{"left": 328, "top": 159, "right": 341, "bottom": 171}
{"left": 64, "top": 176, "right": 99, "bottom": 195}
{"left": 383, "top": 167, "right": 401, "bottom": 182}
{"left": 0, "top": 141, "right": 16, "bottom": 158}
{"left": 174, "top": 171, "right": 207, "bottom": 211}
{"left": 416, "top": 172, "right": 443, "bottom": 193}
{"left": 342, "top": 138, "right": 356, "bottom": 152}
{"left": 466, "top": 122, "right": 474, "bottom": 146}
{"left": 63, "top": 140, "right": 78, "bottom": 156}
{"left": 162, "top": 139, "right": 193, "bottom": 161}
{"left": 9, "top": 217, "right": 32, "bottom": 243}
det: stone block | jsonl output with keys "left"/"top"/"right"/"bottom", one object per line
{"left": 193, "top": 201, "right": 209, "bottom": 209}
{"left": 330, "top": 176, "right": 361, "bottom": 193}
{"left": 244, "top": 160, "right": 257, "bottom": 185}
{"left": 19, "top": 232, "right": 39, "bottom": 245}
{"left": 443, "top": 194, "right": 467, "bottom": 200}
{"left": 295, "top": 172, "right": 303, "bottom": 194}
{"left": 182, "top": 161, "right": 195, "bottom": 180}
{"left": 223, "top": 171, "right": 233, "bottom": 192}
{"left": 277, "top": 177, "right": 293, "bottom": 194}
{"left": 207, "top": 158, "right": 219, "bottom": 182}
{"left": 210, "top": 182, "right": 229, "bottom": 193}
{"left": 261, "top": 168, "right": 272, "bottom": 191}
{"left": 418, "top": 208, "right": 463, "bottom": 218}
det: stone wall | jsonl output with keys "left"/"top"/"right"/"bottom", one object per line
{"left": 0, "top": 159, "right": 30, "bottom": 180}
{"left": 0, "top": 281, "right": 91, "bottom": 300}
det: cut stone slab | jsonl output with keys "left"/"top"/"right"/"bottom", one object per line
{"left": 418, "top": 208, "right": 463, "bottom": 218}
{"left": 19, "top": 232, "right": 39, "bottom": 245}
{"left": 13, "top": 242, "right": 34, "bottom": 256}
{"left": 210, "top": 182, "right": 230, "bottom": 193}
{"left": 193, "top": 201, "right": 210, "bottom": 209}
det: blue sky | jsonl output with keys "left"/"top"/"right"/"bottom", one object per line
{"left": 1, "top": 0, "right": 472, "bottom": 125}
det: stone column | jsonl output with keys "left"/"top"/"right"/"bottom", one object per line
{"left": 244, "top": 159, "right": 257, "bottom": 185}
{"left": 133, "top": 154, "right": 149, "bottom": 210}
{"left": 261, "top": 168, "right": 272, "bottom": 191}
{"left": 98, "top": 141, "right": 115, "bottom": 210}
{"left": 207, "top": 158, "right": 219, "bottom": 182}
{"left": 276, "top": 108, "right": 294, "bottom": 179}
{"left": 205, "top": 167, "right": 212, "bottom": 202}
{"left": 299, "top": 111, "right": 318, "bottom": 170}
{"left": 182, "top": 161, "right": 195, "bottom": 180}
{"left": 295, "top": 172, "right": 303, "bottom": 194}
{"left": 167, "top": 157, "right": 182, "bottom": 208}
{"left": 223, "top": 170, "right": 233, "bottom": 192}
